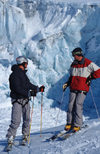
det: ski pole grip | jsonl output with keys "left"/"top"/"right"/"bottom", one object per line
{"left": 39, "top": 85, "right": 45, "bottom": 92}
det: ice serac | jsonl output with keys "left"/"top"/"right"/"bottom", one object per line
{"left": 0, "top": 1, "right": 100, "bottom": 110}
{"left": 0, "top": 1, "right": 26, "bottom": 57}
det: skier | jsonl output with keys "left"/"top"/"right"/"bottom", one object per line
{"left": 63, "top": 47, "right": 100, "bottom": 132}
{"left": 6, "top": 56, "right": 45, "bottom": 147}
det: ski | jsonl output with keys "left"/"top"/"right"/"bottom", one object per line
{"left": 45, "top": 130, "right": 69, "bottom": 141}
{"left": 46, "top": 124, "right": 88, "bottom": 141}
{"left": 59, "top": 124, "right": 88, "bottom": 141}
{"left": 59, "top": 130, "right": 76, "bottom": 140}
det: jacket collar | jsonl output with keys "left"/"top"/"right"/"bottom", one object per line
{"left": 73, "top": 56, "right": 85, "bottom": 65}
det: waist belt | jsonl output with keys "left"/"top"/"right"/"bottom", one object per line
{"left": 11, "top": 98, "right": 29, "bottom": 107}
{"left": 70, "top": 90, "right": 87, "bottom": 95}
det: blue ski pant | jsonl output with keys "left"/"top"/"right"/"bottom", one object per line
{"left": 6, "top": 99, "right": 30, "bottom": 138}
{"left": 67, "top": 91, "right": 86, "bottom": 127}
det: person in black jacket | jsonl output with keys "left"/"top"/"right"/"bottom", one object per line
{"left": 6, "top": 56, "right": 45, "bottom": 145}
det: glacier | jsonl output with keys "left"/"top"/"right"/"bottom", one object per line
{"left": 0, "top": 0, "right": 100, "bottom": 142}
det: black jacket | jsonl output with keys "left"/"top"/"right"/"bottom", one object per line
{"left": 9, "top": 65, "right": 38, "bottom": 99}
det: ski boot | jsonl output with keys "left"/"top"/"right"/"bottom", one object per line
{"left": 6, "top": 136, "right": 14, "bottom": 151}
{"left": 64, "top": 124, "right": 72, "bottom": 131}
{"left": 21, "top": 134, "right": 28, "bottom": 146}
{"left": 73, "top": 126, "right": 80, "bottom": 132}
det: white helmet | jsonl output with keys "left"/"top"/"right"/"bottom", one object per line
{"left": 16, "top": 56, "right": 28, "bottom": 64}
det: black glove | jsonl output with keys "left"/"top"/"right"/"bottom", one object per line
{"left": 39, "top": 85, "right": 45, "bottom": 92}
{"left": 86, "top": 75, "right": 93, "bottom": 86}
{"left": 30, "top": 90, "right": 37, "bottom": 96}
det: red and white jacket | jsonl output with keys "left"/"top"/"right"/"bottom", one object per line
{"left": 69, "top": 57, "right": 100, "bottom": 92}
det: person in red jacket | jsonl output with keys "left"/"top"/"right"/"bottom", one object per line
{"left": 63, "top": 47, "right": 100, "bottom": 132}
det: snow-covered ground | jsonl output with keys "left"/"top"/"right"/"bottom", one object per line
{"left": 0, "top": 91, "right": 100, "bottom": 154}
{"left": 0, "top": 118, "right": 100, "bottom": 154}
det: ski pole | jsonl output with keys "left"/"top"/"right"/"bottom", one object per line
{"left": 90, "top": 86, "right": 100, "bottom": 119}
{"left": 28, "top": 96, "right": 34, "bottom": 145}
{"left": 40, "top": 92, "right": 43, "bottom": 137}
{"left": 55, "top": 91, "right": 65, "bottom": 126}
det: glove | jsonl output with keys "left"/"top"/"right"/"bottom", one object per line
{"left": 86, "top": 75, "right": 92, "bottom": 86}
{"left": 63, "top": 83, "right": 68, "bottom": 91}
{"left": 30, "top": 90, "right": 37, "bottom": 96}
{"left": 39, "top": 85, "right": 45, "bottom": 92}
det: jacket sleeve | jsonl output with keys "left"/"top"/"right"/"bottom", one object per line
{"left": 28, "top": 81, "right": 39, "bottom": 92}
{"left": 65, "top": 76, "right": 72, "bottom": 87}
{"left": 66, "top": 66, "right": 72, "bottom": 86}
{"left": 9, "top": 75, "right": 29, "bottom": 97}
{"left": 88, "top": 62, "right": 100, "bottom": 79}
